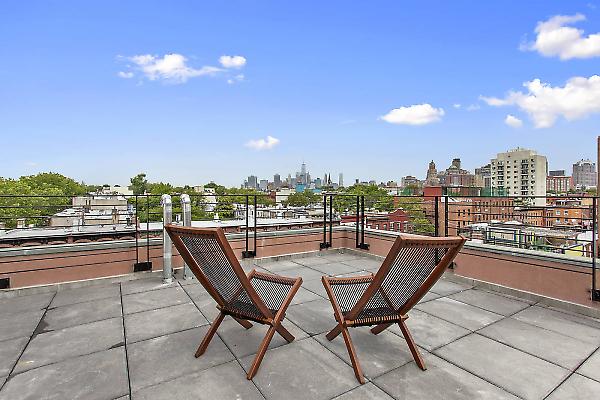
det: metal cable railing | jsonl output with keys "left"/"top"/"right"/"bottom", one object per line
{"left": 0, "top": 192, "right": 598, "bottom": 300}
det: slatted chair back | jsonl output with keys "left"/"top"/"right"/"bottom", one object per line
{"left": 344, "top": 235, "right": 465, "bottom": 322}
{"left": 165, "top": 225, "right": 273, "bottom": 319}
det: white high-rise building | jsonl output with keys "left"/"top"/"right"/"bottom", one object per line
{"left": 338, "top": 173, "right": 344, "bottom": 187}
{"left": 491, "top": 148, "right": 547, "bottom": 205}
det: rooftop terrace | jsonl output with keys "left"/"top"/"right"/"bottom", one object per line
{"left": 1, "top": 250, "right": 599, "bottom": 400}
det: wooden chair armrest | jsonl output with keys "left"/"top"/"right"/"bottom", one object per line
{"left": 324, "top": 274, "right": 374, "bottom": 285}
{"left": 251, "top": 270, "right": 301, "bottom": 286}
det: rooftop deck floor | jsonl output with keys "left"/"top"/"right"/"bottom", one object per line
{"left": 1, "top": 251, "right": 600, "bottom": 399}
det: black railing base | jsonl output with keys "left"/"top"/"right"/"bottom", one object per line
{"left": 0, "top": 277, "right": 10, "bottom": 289}
{"left": 320, "top": 242, "right": 332, "bottom": 250}
{"left": 357, "top": 243, "right": 370, "bottom": 250}
{"left": 242, "top": 251, "right": 256, "bottom": 259}
{"left": 592, "top": 290, "right": 600, "bottom": 302}
{"left": 134, "top": 262, "right": 153, "bottom": 272}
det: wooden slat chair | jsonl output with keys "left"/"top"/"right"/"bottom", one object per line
{"left": 165, "top": 225, "right": 303, "bottom": 380}
{"left": 321, "top": 234, "right": 466, "bottom": 383}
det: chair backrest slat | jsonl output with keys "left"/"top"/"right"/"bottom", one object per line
{"left": 345, "top": 235, "right": 465, "bottom": 321}
{"left": 165, "top": 225, "right": 273, "bottom": 319}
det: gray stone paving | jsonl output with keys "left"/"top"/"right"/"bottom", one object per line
{"left": 0, "top": 252, "right": 599, "bottom": 399}
{"left": 0, "top": 292, "right": 54, "bottom": 317}
{"left": 578, "top": 347, "right": 600, "bottom": 382}
{"left": 43, "top": 296, "right": 122, "bottom": 330}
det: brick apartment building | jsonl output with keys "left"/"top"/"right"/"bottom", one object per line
{"left": 546, "top": 174, "right": 573, "bottom": 194}
{"left": 340, "top": 209, "right": 410, "bottom": 232}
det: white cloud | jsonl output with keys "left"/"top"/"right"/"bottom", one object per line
{"left": 481, "top": 75, "right": 600, "bottom": 128}
{"left": 466, "top": 104, "right": 481, "bottom": 111}
{"left": 127, "top": 53, "right": 223, "bottom": 83}
{"left": 227, "top": 74, "right": 245, "bottom": 85}
{"left": 118, "top": 53, "right": 247, "bottom": 84}
{"left": 521, "top": 14, "right": 600, "bottom": 59}
{"left": 219, "top": 55, "right": 247, "bottom": 69}
{"left": 504, "top": 114, "right": 523, "bottom": 128}
{"left": 117, "top": 71, "right": 134, "bottom": 79}
{"left": 380, "top": 104, "right": 444, "bottom": 125}
{"left": 245, "top": 136, "right": 280, "bottom": 150}
{"left": 453, "top": 103, "right": 462, "bottom": 109}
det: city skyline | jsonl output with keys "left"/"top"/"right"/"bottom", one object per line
{"left": 236, "top": 152, "right": 596, "bottom": 196}
{"left": 1, "top": 1, "right": 599, "bottom": 186}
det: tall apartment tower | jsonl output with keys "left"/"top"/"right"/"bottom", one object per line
{"left": 300, "top": 162, "right": 308, "bottom": 185}
{"left": 247, "top": 175, "right": 258, "bottom": 189}
{"left": 273, "top": 173, "right": 281, "bottom": 188}
{"left": 338, "top": 173, "right": 344, "bottom": 187}
{"left": 491, "top": 148, "right": 547, "bottom": 205}
{"left": 572, "top": 159, "right": 597, "bottom": 188}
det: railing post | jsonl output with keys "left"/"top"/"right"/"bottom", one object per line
{"left": 180, "top": 194, "right": 192, "bottom": 280}
{"left": 146, "top": 195, "right": 151, "bottom": 267}
{"left": 355, "top": 195, "right": 360, "bottom": 248}
{"left": 434, "top": 196, "right": 439, "bottom": 237}
{"left": 246, "top": 195, "right": 249, "bottom": 254}
{"left": 161, "top": 194, "right": 173, "bottom": 284}
{"left": 444, "top": 196, "right": 449, "bottom": 237}
{"left": 329, "top": 194, "right": 333, "bottom": 246}
{"left": 242, "top": 194, "right": 256, "bottom": 258}
{"left": 361, "top": 195, "right": 365, "bottom": 244}
{"left": 253, "top": 195, "right": 257, "bottom": 257}
{"left": 357, "top": 195, "right": 369, "bottom": 250}
{"left": 133, "top": 194, "right": 152, "bottom": 272}
{"left": 592, "top": 197, "right": 599, "bottom": 301}
{"left": 320, "top": 194, "right": 331, "bottom": 249}
{"left": 135, "top": 195, "right": 139, "bottom": 265}
{"left": 321, "top": 195, "right": 327, "bottom": 248}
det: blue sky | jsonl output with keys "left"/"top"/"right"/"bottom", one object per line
{"left": 1, "top": 1, "right": 599, "bottom": 187}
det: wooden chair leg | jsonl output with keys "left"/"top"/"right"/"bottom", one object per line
{"left": 247, "top": 325, "right": 277, "bottom": 380}
{"left": 370, "top": 323, "right": 393, "bottom": 335}
{"left": 275, "top": 324, "right": 295, "bottom": 343}
{"left": 196, "top": 312, "right": 225, "bottom": 357}
{"left": 234, "top": 317, "right": 253, "bottom": 329}
{"left": 398, "top": 319, "right": 426, "bottom": 370}
{"left": 326, "top": 323, "right": 343, "bottom": 341}
{"left": 341, "top": 327, "right": 365, "bottom": 384}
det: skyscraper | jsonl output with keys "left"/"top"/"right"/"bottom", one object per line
{"left": 273, "top": 173, "right": 281, "bottom": 188}
{"left": 338, "top": 173, "right": 344, "bottom": 187}
{"left": 247, "top": 175, "right": 258, "bottom": 189}
{"left": 298, "top": 162, "right": 309, "bottom": 185}
{"left": 572, "top": 159, "right": 597, "bottom": 188}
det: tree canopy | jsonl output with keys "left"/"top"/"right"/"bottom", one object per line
{"left": 284, "top": 190, "right": 320, "bottom": 207}
{"left": 129, "top": 173, "right": 148, "bottom": 195}
{"left": 0, "top": 173, "right": 89, "bottom": 228}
